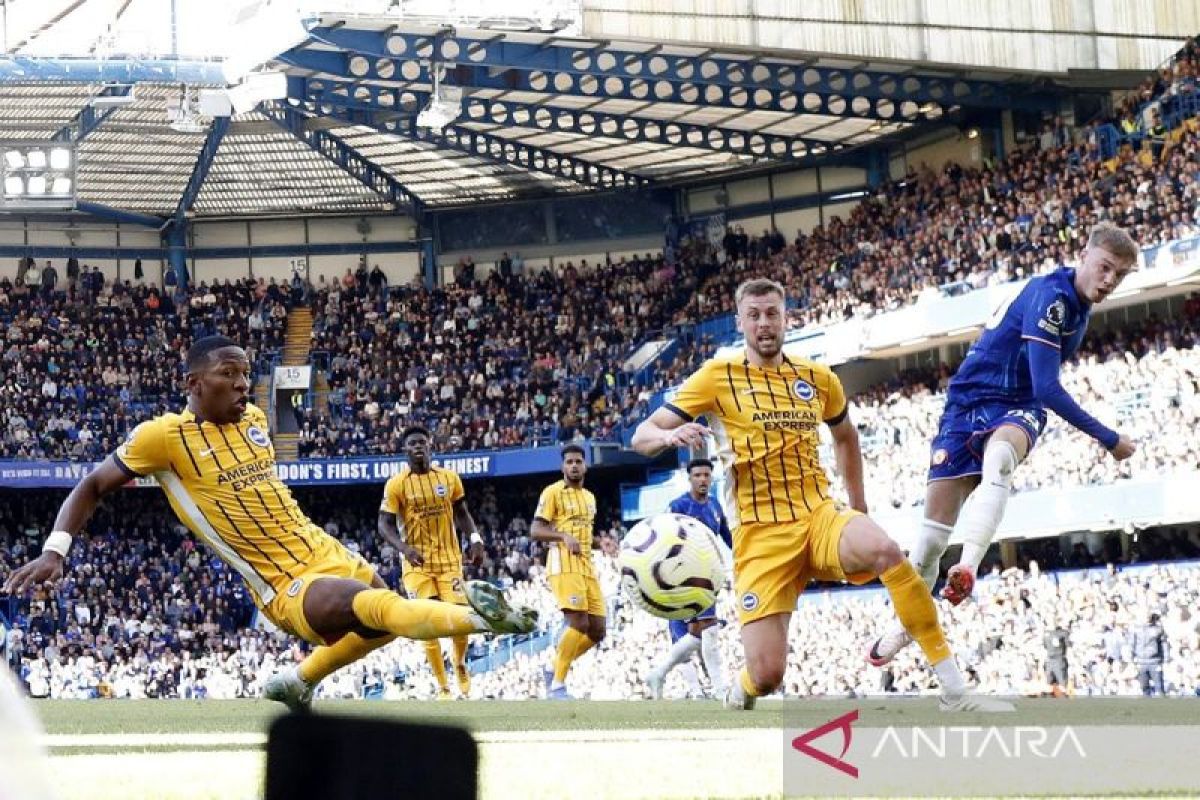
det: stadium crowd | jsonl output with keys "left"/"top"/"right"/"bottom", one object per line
{"left": 0, "top": 273, "right": 290, "bottom": 460}
{"left": 3, "top": 486, "right": 1198, "bottom": 700}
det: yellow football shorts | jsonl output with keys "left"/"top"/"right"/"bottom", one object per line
{"left": 263, "top": 537, "right": 378, "bottom": 646}
{"left": 549, "top": 572, "right": 606, "bottom": 617}
{"left": 733, "top": 498, "right": 866, "bottom": 623}
{"left": 402, "top": 569, "right": 468, "bottom": 605}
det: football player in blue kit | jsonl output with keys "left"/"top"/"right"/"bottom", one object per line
{"left": 868, "top": 222, "right": 1139, "bottom": 666}
{"left": 645, "top": 458, "right": 734, "bottom": 699}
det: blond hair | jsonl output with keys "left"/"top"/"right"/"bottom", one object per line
{"left": 1088, "top": 221, "right": 1138, "bottom": 264}
{"left": 735, "top": 278, "right": 786, "bottom": 306}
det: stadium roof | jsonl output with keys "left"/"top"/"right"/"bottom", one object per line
{"left": 0, "top": 5, "right": 1181, "bottom": 218}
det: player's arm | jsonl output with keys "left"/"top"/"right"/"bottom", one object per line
{"left": 530, "top": 487, "right": 580, "bottom": 555}
{"left": 453, "top": 499, "right": 486, "bottom": 565}
{"left": 1023, "top": 298, "right": 1133, "bottom": 459}
{"left": 2, "top": 457, "right": 132, "bottom": 595}
{"left": 828, "top": 416, "right": 868, "bottom": 514}
{"left": 377, "top": 511, "right": 423, "bottom": 568}
{"left": 632, "top": 363, "right": 717, "bottom": 457}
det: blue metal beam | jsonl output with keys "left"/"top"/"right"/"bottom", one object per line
{"left": 75, "top": 200, "right": 166, "bottom": 228}
{"left": 52, "top": 84, "right": 133, "bottom": 143}
{"left": 175, "top": 116, "right": 230, "bottom": 221}
{"left": 290, "top": 76, "right": 846, "bottom": 162}
{"left": 0, "top": 56, "right": 226, "bottom": 84}
{"left": 282, "top": 48, "right": 911, "bottom": 123}
{"left": 305, "top": 101, "right": 647, "bottom": 191}
{"left": 258, "top": 102, "right": 422, "bottom": 217}
{"left": 301, "top": 28, "right": 1059, "bottom": 117}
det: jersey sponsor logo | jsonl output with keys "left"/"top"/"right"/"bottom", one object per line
{"left": 740, "top": 591, "right": 760, "bottom": 612}
{"left": 247, "top": 426, "right": 270, "bottom": 448}
{"left": 286, "top": 578, "right": 304, "bottom": 597}
{"left": 434, "top": 483, "right": 448, "bottom": 497}
{"left": 931, "top": 448, "right": 949, "bottom": 466}
{"left": 791, "top": 379, "right": 815, "bottom": 401}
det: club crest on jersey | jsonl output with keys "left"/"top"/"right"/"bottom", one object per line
{"left": 434, "top": 484, "right": 448, "bottom": 497}
{"left": 791, "top": 379, "right": 815, "bottom": 401}
{"left": 247, "top": 426, "right": 270, "bottom": 448}
{"left": 740, "top": 592, "right": 760, "bottom": 612}
{"left": 931, "top": 448, "right": 948, "bottom": 466}
{"left": 286, "top": 578, "right": 304, "bottom": 597}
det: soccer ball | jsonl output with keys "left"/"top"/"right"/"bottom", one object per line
{"left": 619, "top": 512, "right": 728, "bottom": 621}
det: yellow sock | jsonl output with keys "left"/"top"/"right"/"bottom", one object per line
{"left": 452, "top": 635, "right": 471, "bottom": 694}
{"left": 552, "top": 627, "right": 593, "bottom": 684}
{"left": 739, "top": 667, "right": 762, "bottom": 698}
{"left": 425, "top": 639, "right": 449, "bottom": 691}
{"left": 350, "top": 589, "right": 480, "bottom": 640}
{"left": 880, "top": 561, "right": 952, "bottom": 664}
{"left": 298, "top": 632, "right": 397, "bottom": 685}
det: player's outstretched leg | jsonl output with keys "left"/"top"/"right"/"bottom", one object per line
{"left": 842, "top": 516, "right": 1013, "bottom": 712}
{"left": 942, "top": 433, "right": 1023, "bottom": 605}
{"left": 866, "top": 518, "right": 952, "bottom": 667}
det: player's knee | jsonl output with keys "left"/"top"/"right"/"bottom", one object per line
{"left": 746, "top": 653, "right": 786, "bottom": 694}
{"left": 982, "top": 440, "right": 1019, "bottom": 486}
{"left": 870, "top": 539, "right": 906, "bottom": 574}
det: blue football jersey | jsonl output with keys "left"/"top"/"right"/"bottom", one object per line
{"left": 948, "top": 267, "right": 1090, "bottom": 407}
{"left": 668, "top": 492, "right": 732, "bottom": 548}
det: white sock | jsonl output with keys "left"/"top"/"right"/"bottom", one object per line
{"left": 910, "top": 518, "right": 953, "bottom": 588}
{"left": 700, "top": 625, "right": 726, "bottom": 697}
{"left": 550, "top": 679, "right": 565, "bottom": 691}
{"left": 654, "top": 633, "right": 701, "bottom": 677}
{"left": 679, "top": 663, "right": 701, "bottom": 695}
{"left": 932, "top": 656, "right": 967, "bottom": 699}
{"left": 958, "top": 440, "right": 1018, "bottom": 570}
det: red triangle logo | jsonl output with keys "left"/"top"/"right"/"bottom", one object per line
{"left": 790, "top": 709, "right": 859, "bottom": 778}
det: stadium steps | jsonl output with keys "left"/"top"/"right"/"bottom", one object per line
{"left": 313, "top": 371, "right": 330, "bottom": 416}
{"left": 274, "top": 432, "right": 300, "bottom": 462}
{"left": 282, "top": 307, "right": 314, "bottom": 366}
{"left": 253, "top": 381, "right": 269, "bottom": 411}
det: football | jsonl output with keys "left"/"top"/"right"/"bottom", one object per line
{"left": 619, "top": 512, "right": 729, "bottom": 621}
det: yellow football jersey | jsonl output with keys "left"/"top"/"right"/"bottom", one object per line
{"left": 380, "top": 466, "right": 465, "bottom": 574}
{"left": 665, "top": 351, "right": 848, "bottom": 528}
{"left": 113, "top": 404, "right": 326, "bottom": 606}
{"left": 534, "top": 480, "right": 597, "bottom": 576}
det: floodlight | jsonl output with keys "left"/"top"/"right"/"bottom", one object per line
{"left": 52, "top": 177, "right": 71, "bottom": 194}
{"left": 4, "top": 176, "right": 22, "bottom": 194}
{"left": 26, "top": 150, "right": 46, "bottom": 168}
{"left": 0, "top": 141, "right": 78, "bottom": 209}
{"left": 27, "top": 176, "right": 46, "bottom": 195}
{"left": 4, "top": 151, "right": 23, "bottom": 170}
{"left": 49, "top": 148, "right": 71, "bottom": 170}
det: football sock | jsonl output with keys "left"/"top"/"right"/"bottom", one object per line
{"left": 425, "top": 640, "right": 449, "bottom": 692}
{"left": 350, "top": 589, "right": 482, "bottom": 640}
{"left": 452, "top": 635, "right": 471, "bottom": 695}
{"left": 880, "top": 561, "right": 952, "bottom": 665}
{"left": 552, "top": 627, "right": 595, "bottom": 687}
{"left": 959, "top": 440, "right": 1018, "bottom": 570}
{"left": 910, "top": 518, "right": 953, "bottom": 588}
{"left": 654, "top": 633, "right": 700, "bottom": 677}
{"left": 738, "top": 666, "right": 763, "bottom": 698}
{"left": 932, "top": 655, "right": 967, "bottom": 698}
{"left": 297, "top": 632, "right": 397, "bottom": 685}
{"left": 700, "top": 626, "right": 727, "bottom": 697}
{"left": 679, "top": 663, "right": 701, "bottom": 696}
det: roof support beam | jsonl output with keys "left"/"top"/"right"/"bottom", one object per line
{"left": 303, "top": 100, "right": 647, "bottom": 192}
{"left": 0, "top": 56, "right": 226, "bottom": 84}
{"left": 290, "top": 76, "right": 844, "bottom": 162}
{"left": 281, "top": 48, "right": 916, "bottom": 123}
{"left": 52, "top": 84, "right": 133, "bottom": 143}
{"left": 303, "top": 27, "right": 1059, "bottom": 116}
{"left": 258, "top": 102, "right": 423, "bottom": 217}
{"left": 175, "top": 116, "right": 230, "bottom": 221}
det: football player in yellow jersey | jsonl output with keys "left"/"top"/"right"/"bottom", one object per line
{"left": 1, "top": 335, "right": 536, "bottom": 712}
{"left": 531, "top": 444, "right": 603, "bottom": 699}
{"left": 632, "top": 280, "right": 1012, "bottom": 713}
{"left": 378, "top": 425, "right": 484, "bottom": 700}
